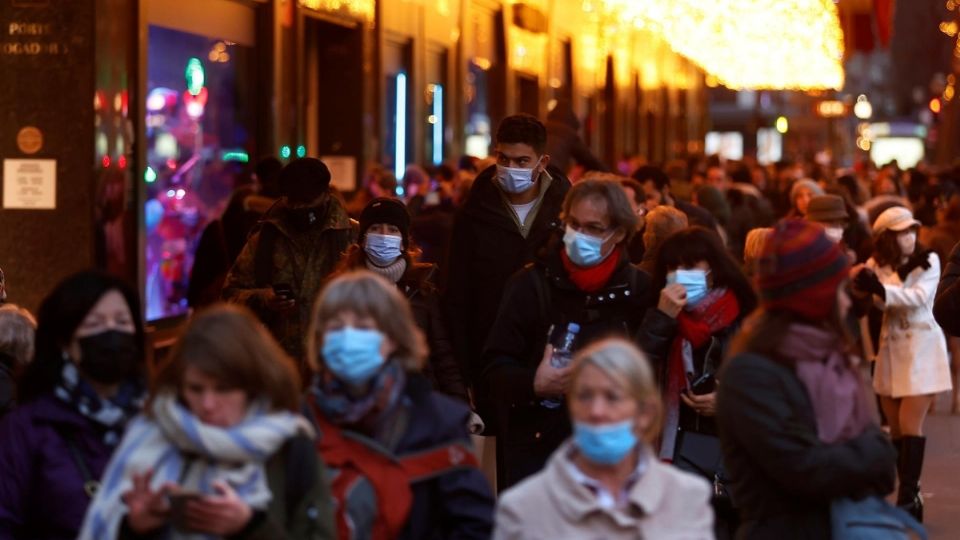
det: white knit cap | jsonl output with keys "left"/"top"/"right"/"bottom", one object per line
{"left": 872, "top": 206, "right": 920, "bottom": 235}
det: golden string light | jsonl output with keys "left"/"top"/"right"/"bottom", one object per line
{"left": 588, "top": 0, "right": 845, "bottom": 90}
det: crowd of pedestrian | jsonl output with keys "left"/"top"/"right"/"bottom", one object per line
{"left": 3, "top": 110, "right": 960, "bottom": 539}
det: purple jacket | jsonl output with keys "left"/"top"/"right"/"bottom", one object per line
{"left": 0, "top": 393, "right": 114, "bottom": 540}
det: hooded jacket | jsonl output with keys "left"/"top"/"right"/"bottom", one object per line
{"left": 223, "top": 196, "right": 353, "bottom": 364}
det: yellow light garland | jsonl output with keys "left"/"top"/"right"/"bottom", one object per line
{"left": 590, "top": 0, "right": 845, "bottom": 90}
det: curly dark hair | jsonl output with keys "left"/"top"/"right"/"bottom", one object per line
{"left": 496, "top": 114, "right": 547, "bottom": 154}
{"left": 652, "top": 227, "right": 758, "bottom": 315}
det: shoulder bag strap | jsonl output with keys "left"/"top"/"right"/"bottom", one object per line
{"left": 55, "top": 427, "right": 100, "bottom": 499}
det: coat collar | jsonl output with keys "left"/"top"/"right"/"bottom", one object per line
{"left": 259, "top": 195, "right": 353, "bottom": 239}
{"left": 24, "top": 391, "right": 92, "bottom": 428}
{"left": 546, "top": 440, "right": 666, "bottom": 525}
{"left": 461, "top": 165, "right": 569, "bottom": 236}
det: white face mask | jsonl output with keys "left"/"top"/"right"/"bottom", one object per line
{"left": 496, "top": 157, "right": 542, "bottom": 194}
{"left": 824, "top": 226, "right": 845, "bottom": 244}
{"left": 897, "top": 231, "right": 917, "bottom": 257}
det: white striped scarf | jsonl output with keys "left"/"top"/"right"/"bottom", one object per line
{"left": 77, "top": 392, "right": 313, "bottom": 540}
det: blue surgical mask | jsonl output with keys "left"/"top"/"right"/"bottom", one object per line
{"left": 667, "top": 268, "right": 710, "bottom": 307}
{"left": 573, "top": 420, "right": 638, "bottom": 465}
{"left": 364, "top": 233, "right": 403, "bottom": 266}
{"left": 321, "top": 327, "right": 385, "bottom": 385}
{"left": 563, "top": 225, "right": 612, "bottom": 267}
{"left": 496, "top": 157, "right": 542, "bottom": 194}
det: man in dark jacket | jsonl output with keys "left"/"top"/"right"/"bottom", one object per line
{"left": 223, "top": 158, "right": 353, "bottom": 367}
{"left": 480, "top": 178, "right": 651, "bottom": 490}
{"left": 935, "top": 240, "right": 960, "bottom": 336}
{"left": 442, "top": 114, "right": 571, "bottom": 429}
{"left": 632, "top": 165, "right": 717, "bottom": 230}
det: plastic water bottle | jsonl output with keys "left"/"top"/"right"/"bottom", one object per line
{"left": 541, "top": 322, "right": 581, "bottom": 409}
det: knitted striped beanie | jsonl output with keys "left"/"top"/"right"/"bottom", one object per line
{"left": 756, "top": 219, "right": 850, "bottom": 320}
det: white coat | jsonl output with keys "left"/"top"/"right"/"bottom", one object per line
{"left": 867, "top": 252, "right": 952, "bottom": 398}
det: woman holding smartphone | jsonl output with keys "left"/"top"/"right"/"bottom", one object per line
{"left": 637, "top": 226, "right": 757, "bottom": 540}
{"left": 78, "top": 305, "right": 333, "bottom": 540}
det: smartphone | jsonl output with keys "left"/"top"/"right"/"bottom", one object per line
{"left": 168, "top": 491, "right": 204, "bottom": 532}
{"left": 272, "top": 283, "right": 294, "bottom": 300}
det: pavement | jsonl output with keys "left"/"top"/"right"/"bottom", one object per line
{"left": 917, "top": 392, "right": 960, "bottom": 539}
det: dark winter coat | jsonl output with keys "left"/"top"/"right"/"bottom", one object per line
{"left": 222, "top": 196, "right": 353, "bottom": 364}
{"left": 0, "top": 393, "right": 116, "bottom": 540}
{"left": 398, "top": 263, "right": 470, "bottom": 403}
{"left": 637, "top": 307, "right": 740, "bottom": 436}
{"left": 935, "top": 240, "right": 960, "bottom": 336}
{"left": 313, "top": 375, "right": 494, "bottom": 539}
{"left": 481, "top": 244, "right": 651, "bottom": 490}
{"left": 442, "top": 165, "right": 570, "bottom": 387}
{"left": 717, "top": 353, "right": 896, "bottom": 539}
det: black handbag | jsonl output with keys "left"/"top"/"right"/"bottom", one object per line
{"left": 673, "top": 429, "right": 731, "bottom": 503}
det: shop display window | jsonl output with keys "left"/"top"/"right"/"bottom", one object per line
{"left": 143, "top": 25, "right": 253, "bottom": 320}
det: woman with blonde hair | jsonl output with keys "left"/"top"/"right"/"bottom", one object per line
{"left": 306, "top": 270, "right": 493, "bottom": 539}
{"left": 78, "top": 304, "right": 332, "bottom": 539}
{"left": 493, "top": 338, "right": 713, "bottom": 539}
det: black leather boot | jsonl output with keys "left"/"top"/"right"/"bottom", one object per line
{"left": 897, "top": 435, "right": 925, "bottom": 522}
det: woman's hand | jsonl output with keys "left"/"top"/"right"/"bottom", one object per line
{"left": 183, "top": 480, "right": 253, "bottom": 536}
{"left": 681, "top": 390, "right": 717, "bottom": 417}
{"left": 122, "top": 470, "right": 173, "bottom": 534}
{"left": 658, "top": 284, "right": 688, "bottom": 319}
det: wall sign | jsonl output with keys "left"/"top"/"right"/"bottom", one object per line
{"left": 3, "top": 158, "right": 56, "bottom": 209}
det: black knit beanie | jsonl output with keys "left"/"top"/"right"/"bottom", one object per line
{"left": 279, "top": 158, "right": 331, "bottom": 204}
{"left": 359, "top": 198, "right": 410, "bottom": 247}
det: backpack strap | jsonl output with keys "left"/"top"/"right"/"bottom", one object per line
{"left": 398, "top": 441, "right": 479, "bottom": 483}
{"left": 254, "top": 224, "right": 279, "bottom": 287}
{"left": 530, "top": 264, "right": 552, "bottom": 325}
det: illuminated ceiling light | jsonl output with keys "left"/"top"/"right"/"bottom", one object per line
{"left": 298, "top": 0, "right": 374, "bottom": 22}
{"left": 589, "top": 0, "right": 845, "bottom": 90}
{"left": 946, "top": 85, "right": 955, "bottom": 101}
{"left": 930, "top": 97, "right": 942, "bottom": 114}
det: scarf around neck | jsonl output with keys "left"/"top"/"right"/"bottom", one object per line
{"left": 781, "top": 323, "right": 874, "bottom": 444}
{"left": 560, "top": 248, "right": 622, "bottom": 292}
{"left": 53, "top": 361, "right": 144, "bottom": 446}
{"left": 311, "top": 359, "right": 406, "bottom": 430}
{"left": 366, "top": 256, "right": 408, "bottom": 284}
{"left": 77, "top": 392, "right": 313, "bottom": 540}
{"left": 660, "top": 289, "right": 739, "bottom": 460}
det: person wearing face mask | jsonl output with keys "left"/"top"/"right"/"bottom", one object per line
{"left": 805, "top": 194, "right": 859, "bottom": 263}
{"left": 331, "top": 198, "right": 470, "bottom": 405}
{"left": 493, "top": 338, "right": 713, "bottom": 539}
{"left": 443, "top": 115, "right": 570, "bottom": 440}
{"left": 850, "top": 206, "right": 951, "bottom": 522}
{"left": 481, "top": 178, "right": 651, "bottom": 491}
{"left": 223, "top": 157, "right": 354, "bottom": 371}
{"left": 636, "top": 227, "right": 757, "bottom": 540}
{"left": 307, "top": 271, "right": 494, "bottom": 539}
{"left": 78, "top": 304, "right": 332, "bottom": 540}
{"left": 0, "top": 271, "right": 146, "bottom": 540}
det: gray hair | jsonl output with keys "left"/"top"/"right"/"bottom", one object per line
{"left": 0, "top": 304, "right": 37, "bottom": 366}
{"left": 562, "top": 178, "right": 639, "bottom": 241}
{"left": 567, "top": 338, "right": 662, "bottom": 442}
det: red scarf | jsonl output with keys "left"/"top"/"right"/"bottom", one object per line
{"left": 660, "top": 289, "right": 740, "bottom": 459}
{"left": 560, "top": 248, "right": 622, "bottom": 292}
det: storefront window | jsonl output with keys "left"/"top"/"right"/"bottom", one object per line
{"left": 144, "top": 25, "right": 253, "bottom": 320}
{"left": 465, "top": 61, "right": 491, "bottom": 157}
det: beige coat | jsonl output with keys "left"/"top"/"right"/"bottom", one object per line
{"left": 867, "top": 252, "right": 952, "bottom": 397}
{"left": 493, "top": 441, "right": 714, "bottom": 540}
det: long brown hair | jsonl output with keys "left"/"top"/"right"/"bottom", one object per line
{"left": 150, "top": 304, "right": 301, "bottom": 412}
